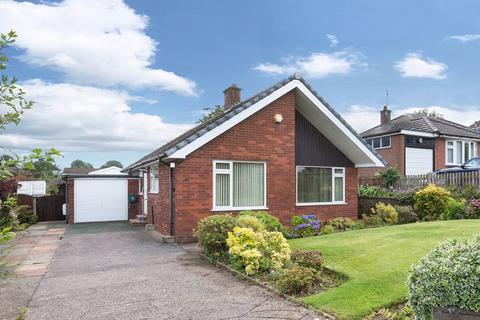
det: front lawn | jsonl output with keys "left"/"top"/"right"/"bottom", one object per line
{"left": 289, "top": 220, "right": 480, "bottom": 319}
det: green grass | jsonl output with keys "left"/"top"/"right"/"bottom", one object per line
{"left": 289, "top": 220, "right": 480, "bottom": 320}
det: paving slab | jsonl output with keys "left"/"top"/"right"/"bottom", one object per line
{"left": 22, "top": 222, "right": 322, "bottom": 320}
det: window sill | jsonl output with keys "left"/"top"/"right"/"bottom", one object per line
{"left": 296, "top": 202, "right": 347, "bottom": 206}
{"left": 211, "top": 206, "right": 269, "bottom": 212}
{"left": 148, "top": 191, "right": 159, "bottom": 194}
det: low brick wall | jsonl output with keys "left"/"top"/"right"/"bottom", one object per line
{"left": 358, "top": 197, "right": 401, "bottom": 217}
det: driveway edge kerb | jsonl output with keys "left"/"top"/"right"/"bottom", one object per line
{"left": 199, "top": 253, "right": 336, "bottom": 320}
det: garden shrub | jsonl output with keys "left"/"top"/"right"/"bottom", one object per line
{"left": 291, "top": 214, "right": 320, "bottom": 238}
{"left": 394, "top": 205, "right": 418, "bottom": 224}
{"left": 13, "top": 205, "right": 37, "bottom": 225}
{"left": 194, "top": 214, "right": 237, "bottom": 259}
{"left": 441, "top": 198, "right": 467, "bottom": 220}
{"left": 327, "top": 217, "right": 355, "bottom": 231}
{"left": 361, "top": 213, "right": 384, "bottom": 227}
{"left": 371, "top": 202, "right": 398, "bottom": 225}
{"left": 238, "top": 210, "right": 288, "bottom": 235}
{"left": 235, "top": 215, "right": 265, "bottom": 232}
{"left": 349, "top": 220, "right": 367, "bottom": 230}
{"left": 358, "top": 185, "right": 389, "bottom": 198}
{"left": 320, "top": 224, "right": 335, "bottom": 235}
{"left": 414, "top": 184, "right": 452, "bottom": 221}
{"left": 291, "top": 250, "right": 323, "bottom": 270}
{"left": 0, "top": 226, "right": 15, "bottom": 242}
{"left": 275, "top": 264, "right": 318, "bottom": 295}
{"left": 379, "top": 167, "right": 401, "bottom": 188}
{"left": 226, "top": 227, "right": 290, "bottom": 275}
{"left": 465, "top": 199, "right": 480, "bottom": 219}
{"left": 408, "top": 236, "right": 480, "bottom": 320}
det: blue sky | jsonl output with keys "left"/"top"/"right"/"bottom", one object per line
{"left": 1, "top": 0, "right": 480, "bottom": 168}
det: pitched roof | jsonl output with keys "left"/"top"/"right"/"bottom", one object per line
{"left": 124, "top": 75, "right": 385, "bottom": 171}
{"left": 63, "top": 167, "right": 96, "bottom": 175}
{"left": 361, "top": 114, "right": 480, "bottom": 139}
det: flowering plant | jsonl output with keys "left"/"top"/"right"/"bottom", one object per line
{"left": 290, "top": 214, "right": 321, "bottom": 238}
{"left": 465, "top": 198, "right": 480, "bottom": 219}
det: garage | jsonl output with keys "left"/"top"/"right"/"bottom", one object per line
{"left": 405, "top": 147, "right": 433, "bottom": 175}
{"left": 64, "top": 166, "right": 139, "bottom": 224}
{"left": 74, "top": 178, "right": 128, "bottom": 223}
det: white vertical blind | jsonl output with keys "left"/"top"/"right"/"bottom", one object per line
{"left": 233, "top": 162, "right": 264, "bottom": 207}
{"left": 296, "top": 167, "right": 345, "bottom": 204}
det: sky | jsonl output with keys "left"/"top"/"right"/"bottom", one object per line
{"left": 1, "top": 0, "right": 480, "bottom": 169}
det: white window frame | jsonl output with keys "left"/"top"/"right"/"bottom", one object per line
{"left": 149, "top": 165, "right": 159, "bottom": 193}
{"left": 296, "top": 166, "right": 346, "bottom": 206}
{"left": 366, "top": 135, "right": 391, "bottom": 150}
{"left": 445, "top": 139, "right": 478, "bottom": 166}
{"left": 212, "top": 160, "right": 267, "bottom": 211}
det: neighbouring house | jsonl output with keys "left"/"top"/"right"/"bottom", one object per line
{"left": 359, "top": 106, "right": 480, "bottom": 176}
{"left": 63, "top": 166, "right": 140, "bottom": 223}
{"left": 119, "top": 75, "right": 384, "bottom": 242}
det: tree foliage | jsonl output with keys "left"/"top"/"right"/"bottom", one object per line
{"left": 413, "top": 109, "right": 444, "bottom": 119}
{"left": 100, "top": 160, "right": 123, "bottom": 169}
{"left": 196, "top": 105, "right": 223, "bottom": 124}
{"left": 70, "top": 159, "right": 93, "bottom": 169}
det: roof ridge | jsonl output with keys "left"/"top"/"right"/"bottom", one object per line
{"left": 422, "top": 115, "right": 439, "bottom": 132}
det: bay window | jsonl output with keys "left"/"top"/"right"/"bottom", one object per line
{"left": 446, "top": 139, "right": 477, "bottom": 165}
{"left": 213, "top": 161, "right": 266, "bottom": 210}
{"left": 296, "top": 166, "right": 345, "bottom": 205}
{"left": 149, "top": 165, "right": 159, "bottom": 193}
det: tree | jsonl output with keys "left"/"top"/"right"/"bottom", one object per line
{"left": 0, "top": 30, "right": 60, "bottom": 179}
{"left": 100, "top": 160, "right": 123, "bottom": 169}
{"left": 70, "top": 159, "right": 93, "bottom": 169}
{"left": 196, "top": 105, "right": 223, "bottom": 124}
{"left": 32, "top": 160, "right": 60, "bottom": 180}
{"left": 413, "top": 109, "right": 444, "bottom": 119}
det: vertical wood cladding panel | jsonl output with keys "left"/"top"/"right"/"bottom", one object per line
{"left": 295, "top": 111, "right": 353, "bottom": 167}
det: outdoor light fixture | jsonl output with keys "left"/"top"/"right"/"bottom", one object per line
{"left": 274, "top": 113, "right": 283, "bottom": 123}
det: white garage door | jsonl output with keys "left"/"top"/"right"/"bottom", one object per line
{"left": 74, "top": 179, "right": 128, "bottom": 223}
{"left": 405, "top": 147, "right": 433, "bottom": 175}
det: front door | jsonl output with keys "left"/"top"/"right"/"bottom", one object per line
{"left": 143, "top": 172, "right": 148, "bottom": 215}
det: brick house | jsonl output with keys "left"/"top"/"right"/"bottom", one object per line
{"left": 123, "top": 75, "right": 384, "bottom": 242}
{"left": 359, "top": 106, "right": 480, "bottom": 176}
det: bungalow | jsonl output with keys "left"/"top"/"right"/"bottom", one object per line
{"left": 359, "top": 107, "right": 480, "bottom": 176}
{"left": 114, "top": 75, "right": 385, "bottom": 242}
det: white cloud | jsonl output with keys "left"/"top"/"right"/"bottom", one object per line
{"left": 448, "top": 34, "right": 480, "bottom": 43}
{"left": 0, "top": 0, "right": 196, "bottom": 96}
{"left": 0, "top": 80, "right": 192, "bottom": 153}
{"left": 254, "top": 50, "right": 366, "bottom": 78}
{"left": 326, "top": 34, "right": 339, "bottom": 47}
{"left": 341, "top": 105, "right": 480, "bottom": 133}
{"left": 395, "top": 53, "right": 447, "bottom": 80}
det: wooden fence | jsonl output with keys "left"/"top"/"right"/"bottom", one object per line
{"left": 359, "top": 171, "right": 480, "bottom": 192}
{"left": 17, "top": 194, "right": 65, "bottom": 222}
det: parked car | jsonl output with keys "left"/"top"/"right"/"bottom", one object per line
{"left": 434, "top": 157, "right": 480, "bottom": 175}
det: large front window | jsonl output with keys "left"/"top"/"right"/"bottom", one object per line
{"left": 296, "top": 166, "right": 345, "bottom": 205}
{"left": 446, "top": 139, "right": 477, "bottom": 165}
{"left": 213, "top": 161, "right": 266, "bottom": 210}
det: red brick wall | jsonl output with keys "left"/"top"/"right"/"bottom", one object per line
{"left": 144, "top": 164, "right": 171, "bottom": 235}
{"left": 170, "top": 90, "right": 359, "bottom": 242}
{"left": 127, "top": 179, "right": 140, "bottom": 219}
{"left": 66, "top": 177, "right": 74, "bottom": 224}
{"left": 435, "top": 138, "right": 446, "bottom": 170}
{"left": 358, "top": 134, "right": 405, "bottom": 176}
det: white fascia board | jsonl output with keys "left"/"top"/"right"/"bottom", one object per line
{"left": 400, "top": 130, "right": 438, "bottom": 138}
{"left": 440, "top": 135, "right": 480, "bottom": 142}
{"left": 166, "top": 79, "right": 384, "bottom": 167}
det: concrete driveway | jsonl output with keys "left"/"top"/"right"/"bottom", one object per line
{"left": 16, "top": 222, "right": 321, "bottom": 320}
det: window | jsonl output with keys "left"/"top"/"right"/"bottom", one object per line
{"left": 366, "top": 136, "right": 391, "bottom": 149}
{"left": 296, "top": 166, "right": 345, "bottom": 205}
{"left": 213, "top": 161, "right": 266, "bottom": 210}
{"left": 149, "top": 165, "right": 159, "bottom": 193}
{"left": 445, "top": 139, "right": 478, "bottom": 165}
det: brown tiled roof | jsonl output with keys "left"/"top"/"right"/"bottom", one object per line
{"left": 361, "top": 114, "right": 480, "bottom": 139}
